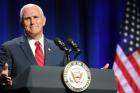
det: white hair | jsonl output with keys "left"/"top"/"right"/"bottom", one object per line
{"left": 20, "top": 4, "right": 45, "bottom": 22}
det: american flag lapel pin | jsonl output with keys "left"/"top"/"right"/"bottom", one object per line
{"left": 48, "top": 48, "right": 51, "bottom": 51}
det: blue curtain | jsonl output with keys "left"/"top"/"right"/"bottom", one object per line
{"left": 0, "top": 0, "right": 125, "bottom": 68}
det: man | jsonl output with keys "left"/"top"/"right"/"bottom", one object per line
{"left": 0, "top": 4, "right": 66, "bottom": 86}
{"left": 0, "top": 3, "right": 109, "bottom": 87}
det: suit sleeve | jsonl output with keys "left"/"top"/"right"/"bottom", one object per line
{"left": 0, "top": 45, "right": 12, "bottom": 75}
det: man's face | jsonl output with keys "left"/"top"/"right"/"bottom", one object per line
{"left": 21, "top": 7, "right": 46, "bottom": 39}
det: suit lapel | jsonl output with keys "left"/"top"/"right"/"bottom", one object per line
{"left": 44, "top": 38, "right": 53, "bottom": 66}
{"left": 19, "top": 36, "right": 37, "bottom": 65}
{"left": 19, "top": 36, "right": 55, "bottom": 66}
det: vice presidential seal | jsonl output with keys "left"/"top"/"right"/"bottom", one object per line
{"left": 63, "top": 61, "right": 91, "bottom": 92}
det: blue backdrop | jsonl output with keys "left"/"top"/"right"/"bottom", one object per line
{"left": 0, "top": 0, "right": 126, "bottom": 68}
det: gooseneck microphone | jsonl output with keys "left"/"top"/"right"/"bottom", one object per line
{"left": 54, "top": 38, "right": 81, "bottom": 62}
{"left": 67, "top": 38, "right": 81, "bottom": 59}
{"left": 54, "top": 38, "right": 71, "bottom": 62}
{"left": 67, "top": 38, "right": 80, "bottom": 53}
{"left": 54, "top": 38, "right": 69, "bottom": 52}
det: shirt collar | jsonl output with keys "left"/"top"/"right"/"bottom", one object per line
{"left": 27, "top": 35, "right": 44, "bottom": 47}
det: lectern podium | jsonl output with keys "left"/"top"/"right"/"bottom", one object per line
{"left": 10, "top": 66, "right": 117, "bottom": 93}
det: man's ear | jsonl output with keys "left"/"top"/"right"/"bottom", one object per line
{"left": 43, "top": 16, "right": 46, "bottom": 26}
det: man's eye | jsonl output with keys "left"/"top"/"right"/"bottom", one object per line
{"left": 34, "top": 16, "right": 39, "bottom": 18}
{"left": 23, "top": 17, "right": 30, "bottom": 20}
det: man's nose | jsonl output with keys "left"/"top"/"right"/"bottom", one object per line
{"left": 30, "top": 18, "right": 35, "bottom": 25}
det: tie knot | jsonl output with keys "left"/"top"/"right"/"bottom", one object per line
{"left": 35, "top": 41, "right": 41, "bottom": 47}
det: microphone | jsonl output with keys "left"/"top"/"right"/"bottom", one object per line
{"left": 67, "top": 38, "right": 80, "bottom": 53}
{"left": 54, "top": 38, "right": 69, "bottom": 52}
{"left": 54, "top": 38, "right": 71, "bottom": 62}
{"left": 67, "top": 38, "right": 81, "bottom": 60}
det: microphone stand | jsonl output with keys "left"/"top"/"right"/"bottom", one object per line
{"left": 65, "top": 49, "right": 72, "bottom": 62}
{"left": 65, "top": 49, "right": 80, "bottom": 62}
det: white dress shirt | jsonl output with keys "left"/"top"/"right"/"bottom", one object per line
{"left": 28, "top": 35, "right": 44, "bottom": 56}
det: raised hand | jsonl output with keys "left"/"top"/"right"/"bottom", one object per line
{"left": 0, "top": 63, "right": 12, "bottom": 86}
{"left": 101, "top": 63, "right": 109, "bottom": 69}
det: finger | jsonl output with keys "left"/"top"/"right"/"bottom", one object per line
{"left": 7, "top": 80, "right": 13, "bottom": 86}
{"left": 104, "top": 63, "right": 109, "bottom": 69}
{"left": 1, "top": 75, "right": 9, "bottom": 82}
{"left": 2, "top": 63, "right": 9, "bottom": 76}
{"left": 102, "top": 63, "right": 109, "bottom": 69}
{"left": 1, "top": 80, "right": 12, "bottom": 86}
{"left": 6, "top": 77, "right": 11, "bottom": 81}
{"left": 3, "top": 77, "right": 12, "bottom": 86}
{"left": 1, "top": 74, "right": 7, "bottom": 77}
{"left": 3, "top": 63, "right": 8, "bottom": 70}
{"left": 6, "top": 77, "right": 13, "bottom": 86}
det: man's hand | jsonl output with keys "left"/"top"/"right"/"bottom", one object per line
{"left": 0, "top": 63, "right": 12, "bottom": 86}
{"left": 101, "top": 63, "right": 109, "bottom": 69}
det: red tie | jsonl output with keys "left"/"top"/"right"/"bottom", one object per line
{"left": 35, "top": 41, "right": 44, "bottom": 66}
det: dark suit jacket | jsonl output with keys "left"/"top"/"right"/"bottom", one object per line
{"left": 0, "top": 35, "right": 66, "bottom": 78}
